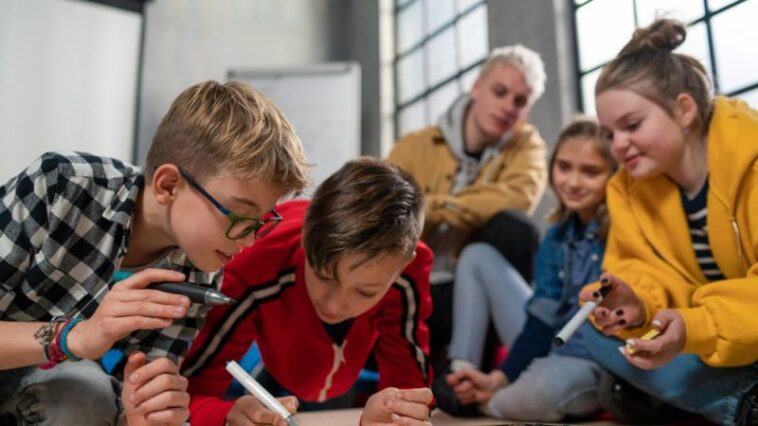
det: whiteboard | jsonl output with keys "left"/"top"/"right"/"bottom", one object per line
{"left": 229, "top": 63, "right": 361, "bottom": 194}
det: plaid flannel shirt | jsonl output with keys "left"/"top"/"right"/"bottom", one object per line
{"left": 0, "top": 152, "right": 221, "bottom": 363}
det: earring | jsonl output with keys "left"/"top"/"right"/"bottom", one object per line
{"left": 683, "top": 127, "right": 691, "bottom": 135}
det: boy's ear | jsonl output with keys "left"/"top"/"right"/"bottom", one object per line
{"left": 674, "top": 93, "right": 699, "bottom": 130}
{"left": 152, "top": 164, "right": 182, "bottom": 205}
{"left": 403, "top": 250, "right": 417, "bottom": 268}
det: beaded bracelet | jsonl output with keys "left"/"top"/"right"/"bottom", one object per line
{"left": 34, "top": 317, "right": 64, "bottom": 366}
{"left": 40, "top": 321, "right": 67, "bottom": 370}
{"left": 60, "top": 317, "right": 83, "bottom": 362}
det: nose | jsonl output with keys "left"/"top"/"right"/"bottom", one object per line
{"left": 611, "top": 134, "right": 630, "bottom": 158}
{"left": 322, "top": 291, "right": 348, "bottom": 317}
{"left": 612, "top": 132, "right": 629, "bottom": 151}
{"left": 236, "top": 232, "right": 257, "bottom": 249}
{"left": 568, "top": 171, "right": 581, "bottom": 188}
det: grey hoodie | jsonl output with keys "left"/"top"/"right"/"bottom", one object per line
{"left": 427, "top": 94, "right": 513, "bottom": 283}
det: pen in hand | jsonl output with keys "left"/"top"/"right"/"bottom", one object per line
{"left": 554, "top": 284, "right": 611, "bottom": 346}
{"left": 225, "top": 360, "right": 299, "bottom": 426}
{"left": 148, "top": 282, "right": 236, "bottom": 306}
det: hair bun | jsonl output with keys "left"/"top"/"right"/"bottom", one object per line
{"left": 619, "top": 19, "right": 686, "bottom": 56}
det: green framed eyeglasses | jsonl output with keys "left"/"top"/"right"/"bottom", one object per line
{"left": 179, "top": 168, "right": 281, "bottom": 240}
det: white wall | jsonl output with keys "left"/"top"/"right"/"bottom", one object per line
{"left": 0, "top": 0, "right": 141, "bottom": 183}
{"left": 136, "top": 0, "right": 336, "bottom": 164}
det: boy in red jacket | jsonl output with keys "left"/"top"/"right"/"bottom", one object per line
{"left": 183, "top": 157, "right": 434, "bottom": 426}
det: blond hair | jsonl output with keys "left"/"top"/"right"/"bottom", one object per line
{"left": 146, "top": 80, "right": 309, "bottom": 195}
{"left": 480, "top": 44, "right": 547, "bottom": 106}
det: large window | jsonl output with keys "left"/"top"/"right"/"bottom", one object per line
{"left": 574, "top": 0, "right": 758, "bottom": 114}
{"left": 393, "top": 0, "right": 489, "bottom": 137}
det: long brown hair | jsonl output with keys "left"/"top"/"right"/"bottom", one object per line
{"left": 595, "top": 19, "right": 713, "bottom": 135}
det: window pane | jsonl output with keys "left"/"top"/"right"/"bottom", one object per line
{"left": 424, "top": 0, "right": 455, "bottom": 35}
{"left": 635, "top": 0, "right": 704, "bottom": 27}
{"left": 712, "top": 1, "right": 758, "bottom": 93}
{"left": 428, "top": 80, "right": 461, "bottom": 123}
{"left": 708, "top": 0, "right": 739, "bottom": 11}
{"left": 460, "top": 65, "right": 480, "bottom": 91}
{"left": 457, "top": 4, "right": 488, "bottom": 68}
{"left": 576, "top": 0, "right": 635, "bottom": 71}
{"left": 398, "top": 100, "right": 427, "bottom": 135}
{"left": 676, "top": 22, "right": 713, "bottom": 84}
{"left": 458, "top": 0, "right": 484, "bottom": 13}
{"left": 426, "top": 28, "right": 457, "bottom": 87}
{"left": 396, "top": 50, "right": 425, "bottom": 104}
{"left": 397, "top": 0, "right": 423, "bottom": 53}
{"left": 737, "top": 88, "right": 758, "bottom": 109}
{"left": 581, "top": 68, "right": 602, "bottom": 115}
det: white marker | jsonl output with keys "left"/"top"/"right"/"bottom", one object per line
{"left": 225, "top": 360, "right": 299, "bottom": 426}
{"left": 554, "top": 285, "right": 611, "bottom": 346}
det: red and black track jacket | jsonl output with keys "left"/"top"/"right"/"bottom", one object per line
{"left": 183, "top": 200, "right": 433, "bottom": 425}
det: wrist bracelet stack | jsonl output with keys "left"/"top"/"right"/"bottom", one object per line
{"left": 35, "top": 317, "right": 83, "bottom": 369}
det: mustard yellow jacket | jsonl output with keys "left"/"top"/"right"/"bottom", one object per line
{"left": 601, "top": 97, "right": 758, "bottom": 367}
{"left": 388, "top": 124, "right": 547, "bottom": 235}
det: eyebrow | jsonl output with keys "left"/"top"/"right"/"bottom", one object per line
{"left": 231, "top": 196, "right": 260, "bottom": 210}
{"left": 613, "top": 111, "right": 638, "bottom": 126}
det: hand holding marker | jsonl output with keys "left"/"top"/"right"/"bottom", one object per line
{"left": 148, "top": 282, "right": 236, "bottom": 306}
{"left": 625, "top": 328, "right": 662, "bottom": 355}
{"left": 554, "top": 284, "right": 612, "bottom": 346}
{"left": 226, "top": 360, "right": 299, "bottom": 426}
{"left": 555, "top": 277, "right": 662, "bottom": 352}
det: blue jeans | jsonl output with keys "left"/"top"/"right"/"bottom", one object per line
{"left": 484, "top": 354, "right": 602, "bottom": 421}
{"left": 0, "top": 360, "right": 121, "bottom": 425}
{"left": 583, "top": 323, "right": 758, "bottom": 426}
{"left": 449, "top": 243, "right": 602, "bottom": 421}
{"left": 448, "top": 243, "right": 532, "bottom": 366}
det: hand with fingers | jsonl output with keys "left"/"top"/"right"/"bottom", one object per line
{"left": 226, "top": 395, "right": 299, "bottom": 426}
{"left": 123, "top": 352, "right": 190, "bottom": 426}
{"left": 362, "top": 387, "right": 433, "bottom": 426}
{"left": 579, "top": 273, "right": 645, "bottom": 335}
{"left": 66, "top": 269, "right": 191, "bottom": 360}
{"left": 621, "top": 309, "right": 686, "bottom": 369}
{"left": 446, "top": 369, "right": 507, "bottom": 405}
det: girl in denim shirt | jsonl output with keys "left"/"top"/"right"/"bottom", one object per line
{"left": 433, "top": 117, "right": 617, "bottom": 421}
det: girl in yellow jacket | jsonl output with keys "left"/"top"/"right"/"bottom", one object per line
{"left": 578, "top": 18, "right": 758, "bottom": 426}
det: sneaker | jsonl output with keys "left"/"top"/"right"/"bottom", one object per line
{"left": 736, "top": 383, "right": 758, "bottom": 426}
{"left": 431, "top": 368, "right": 481, "bottom": 417}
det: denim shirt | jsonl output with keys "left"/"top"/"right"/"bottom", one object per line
{"left": 528, "top": 214, "right": 605, "bottom": 359}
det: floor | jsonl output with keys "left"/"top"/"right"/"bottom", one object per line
{"left": 295, "top": 408, "right": 621, "bottom": 425}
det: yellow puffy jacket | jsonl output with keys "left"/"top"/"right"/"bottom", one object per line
{"left": 600, "top": 97, "right": 758, "bottom": 367}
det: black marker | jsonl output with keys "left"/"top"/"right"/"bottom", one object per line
{"left": 148, "top": 283, "right": 236, "bottom": 306}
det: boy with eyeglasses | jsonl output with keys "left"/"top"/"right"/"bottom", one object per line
{"left": 0, "top": 80, "right": 309, "bottom": 426}
{"left": 183, "top": 157, "right": 435, "bottom": 426}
